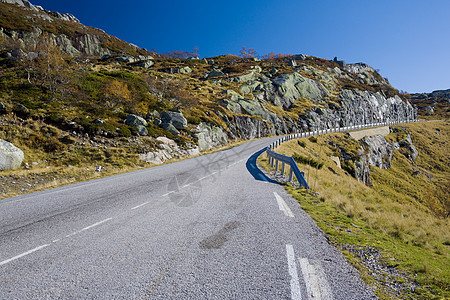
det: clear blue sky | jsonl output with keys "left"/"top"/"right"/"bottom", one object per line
{"left": 33, "top": 0, "right": 449, "bottom": 93}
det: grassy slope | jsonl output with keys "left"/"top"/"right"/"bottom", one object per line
{"left": 260, "top": 121, "right": 449, "bottom": 299}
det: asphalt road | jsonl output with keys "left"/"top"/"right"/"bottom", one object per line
{"left": 0, "top": 136, "right": 377, "bottom": 299}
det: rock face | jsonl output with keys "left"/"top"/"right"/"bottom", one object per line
{"left": 0, "top": 139, "right": 24, "bottom": 170}
{"left": 360, "top": 135, "right": 393, "bottom": 169}
{"left": 195, "top": 123, "right": 228, "bottom": 151}
{"left": 410, "top": 89, "right": 450, "bottom": 118}
{"left": 299, "top": 89, "right": 417, "bottom": 130}
{"left": 139, "top": 137, "right": 199, "bottom": 165}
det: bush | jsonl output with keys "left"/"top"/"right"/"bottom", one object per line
{"left": 293, "top": 152, "right": 323, "bottom": 169}
{"left": 309, "top": 136, "right": 317, "bottom": 143}
{"left": 297, "top": 140, "right": 306, "bottom": 148}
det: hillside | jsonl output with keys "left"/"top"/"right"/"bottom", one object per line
{"left": 410, "top": 89, "right": 450, "bottom": 119}
{"left": 260, "top": 121, "right": 449, "bottom": 299}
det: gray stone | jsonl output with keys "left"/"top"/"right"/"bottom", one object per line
{"left": 272, "top": 72, "right": 330, "bottom": 107}
{"left": 136, "top": 125, "right": 148, "bottom": 136}
{"left": 161, "top": 123, "right": 180, "bottom": 135}
{"left": 399, "top": 134, "right": 418, "bottom": 161}
{"left": 195, "top": 123, "right": 228, "bottom": 151}
{"left": 0, "top": 139, "right": 24, "bottom": 171}
{"left": 207, "top": 70, "right": 225, "bottom": 78}
{"left": 125, "top": 114, "right": 148, "bottom": 127}
{"left": 0, "top": 0, "right": 38, "bottom": 11}
{"left": 131, "top": 60, "right": 154, "bottom": 68}
{"left": 179, "top": 66, "right": 193, "bottom": 74}
{"left": 360, "top": 135, "right": 393, "bottom": 169}
{"left": 160, "top": 111, "right": 187, "bottom": 130}
{"left": 0, "top": 102, "right": 6, "bottom": 114}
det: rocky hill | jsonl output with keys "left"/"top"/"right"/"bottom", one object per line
{"left": 410, "top": 89, "right": 450, "bottom": 119}
{"left": 0, "top": 0, "right": 420, "bottom": 195}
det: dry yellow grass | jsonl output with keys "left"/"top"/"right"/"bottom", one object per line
{"left": 261, "top": 121, "right": 449, "bottom": 299}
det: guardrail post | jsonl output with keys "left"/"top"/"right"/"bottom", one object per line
{"left": 281, "top": 162, "right": 285, "bottom": 175}
{"left": 275, "top": 159, "right": 278, "bottom": 174}
{"left": 288, "top": 167, "right": 293, "bottom": 182}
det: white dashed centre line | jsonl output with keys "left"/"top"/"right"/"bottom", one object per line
{"left": 131, "top": 202, "right": 149, "bottom": 210}
{"left": 274, "top": 192, "right": 294, "bottom": 217}
{"left": 286, "top": 244, "right": 302, "bottom": 299}
{"left": 0, "top": 244, "right": 50, "bottom": 266}
{"left": 66, "top": 217, "right": 113, "bottom": 238}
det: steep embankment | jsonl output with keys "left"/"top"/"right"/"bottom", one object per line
{"left": 262, "top": 121, "right": 449, "bottom": 299}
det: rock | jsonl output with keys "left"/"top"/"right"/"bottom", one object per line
{"left": 288, "top": 59, "right": 297, "bottom": 67}
{"left": 0, "top": 139, "right": 24, "bottom": 171}
{"left": 117, "top": 56, "right": 136, "bottom": 63}
{"left": 139, "top": 137, "right": 199, "bottom": 164}
{"left": 130, "top": 60, "right": 154, "bottom": 68}
{"left": 207, "top": 70, "right": 225, "bottom": 78}
{"left": 93, "top": 119, "right": 104, "bottom": 124}
{"left": 399, "top": 134, "right": 418, "bottom": 161}
{"left": 0, "top": 0, "right": 39, "bottom": 11}
{"left": 95, "top": 166, "right": 102, "bottom": 172}
{"left": 0, "top": 102, "right": 6, "bottom": 114}
{"left": 160, "top": 111, "right": 187, "bottom": 130}
{"left": 354, "top": 156, "right": 372, "bottom": 186}
{"left": 125, "top": 114, "right": 148, "bottom": 127}
{"left": 161, "top": 123, "right": 179, "bottom": 135}
{"left": 136, "top": 125, "right": 148, "bottom": 136}
{"left": 272, "top": 72, "right": 330, "bottom": 108}
{"left": 13, "top": 104, "right": 30, "bottom": 119}
{"left": 360, "top": 135, "right": 393, "bottom": 169}
{"left": 179, "top": 66, "right": 193, "bottom": 74}
{"left": 195, "top": 123, "right": 228, "bottom": 151}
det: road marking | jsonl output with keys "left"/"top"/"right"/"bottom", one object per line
{"left": 274, "top": 192, "right": 294, "bottom": 217}
{"left": 66, "top": 217, "right": 113, "bottom": 238}
{"left": 298, "top": 258, "right": 334, "bottom": 300}
{"left": 0, "top": 244, "right": 50, "bottom": 266}
{"left": 131, "top": 202, "right": 149, "bottom": 210}
{"left": 286, "top": 245, "right": 302, "bottom": 299}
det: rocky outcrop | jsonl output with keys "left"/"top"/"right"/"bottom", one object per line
{"left": 160, "top": 111, "right": 187, "bottom": 130}
{"left": 360, "top": 135, "right": 393, "bottom": 169}
{"left": 410, "top": 89, "right": 450, "bottom": 117}
{"left": 139, "top": 137, "right": 199, "bottom": 165}
{"left": 299, "top": 89, "right": 417, "bottom": 130}
{"left": 194, "top": 123, "right": 228, "bottom": 151}
{"left": 0, "top": 139, "right": 24, "bottom": 170}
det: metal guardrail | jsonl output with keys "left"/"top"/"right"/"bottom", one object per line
{"left": 265, "top": 118, "right": 419, "bottom": 189}
{"left": 266, "top": 148, "right": 310, "bottom": 189}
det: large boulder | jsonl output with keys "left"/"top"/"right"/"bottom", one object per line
{"left": 360, "top": 135, "right": 393, "bottom": 169}
{"left": 125, "top": 114, "right": 148, "bottom": 127}
{"left": 160, "top": 111, "right": 187, "bottom": 130}
{"left": 195, "top": 123, "right": 228, "bottom": 151}
{"left": 0, "top": 102, "right": 6, "bottom": 114}
{"left": 207, "top": 70, "right": 226, "bottom": 78}
{"left": 161, "top": 123, "right": 180, "bottom": 135}
{"left": 272, "top": 72, "right": 329, "bottom": 107}
{"left": 0, "top": 139, "right": 24, "bottom": 171}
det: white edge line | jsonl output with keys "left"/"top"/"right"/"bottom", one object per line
{"left": 274, "top": 192, "right": 285, "bottom": 211}
{"left": 131, "top": 202, "right": 149, "bottom": 210}
{"left": 0, "top": 244, "right": 50, "bottom": 266}
{"left": 286, "top": 244, "right": 302, "bottom": 299}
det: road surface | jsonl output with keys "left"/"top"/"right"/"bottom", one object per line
{"left": 0, "top": 136, "right": 376, "bottom": 299}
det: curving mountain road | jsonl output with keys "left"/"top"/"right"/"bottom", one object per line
{"left": 0, "top": 136, "right": 376, "bottom": 299}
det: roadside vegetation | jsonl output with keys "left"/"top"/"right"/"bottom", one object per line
{"left": 259, "top": 121, "right": 449, "bottom": 299}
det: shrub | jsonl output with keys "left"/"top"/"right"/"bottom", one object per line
{"left": 309, "top": 136, "right": 317, "bottom": 143}
{"left": 293, "top": 153, "right": 323, "bottom": 169}
{"left": 297, "top": 140, "right": 306, "bottom": 148}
